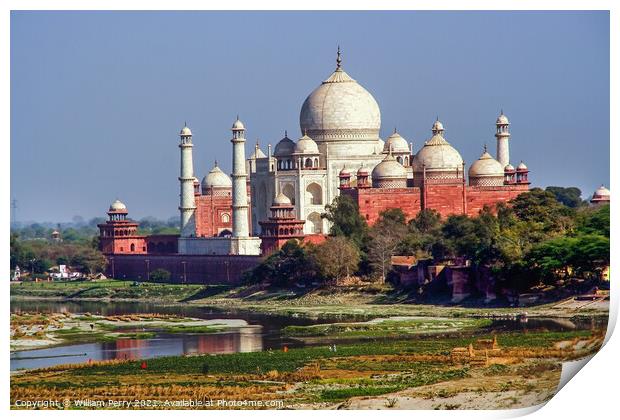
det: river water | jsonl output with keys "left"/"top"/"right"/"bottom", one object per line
{"left": 10, "top": 299, "right": 605, "bottom": 371}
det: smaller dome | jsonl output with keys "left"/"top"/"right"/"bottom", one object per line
{"left": 432, "top": 119, "right": 444, "bottom": 133}
{"left": 180, "top": 126, "right": 192, "bottom": 136}
{"left": 383, "top": 130, "right": 410, "bottom": 154}
{"left": 232, "top": 118, "right": 245, "bottom": 130}
{"left": 372, "top": 153, "right": 407, "bottom": 180}
{"left": 504, "top": 163, "right": 515, "bottom": 172}
{"left": 517, "top": 161, "right": 528, "bottom": 171}
{"left": 593, "top": 185, "right": 610, "bottom": 199}
{"left": 469, "top": 150, "right": 504, "bottom": 178}
{"left": 274, "top": 134, "right": 295, "bottom": 157}
{"left": 496, "top": 112, "right": 510, "bottom": 125}
{"left": 273, "top": 192, "right": 292, "bottom": 206}
{"left": 109, "top": 199, "right": 127, "bottom": 212}
{"left": 339, "top": 166, "right": 351, "bottom": 177}
{"left": 357, "top": 165, "right": 370, "bottom": 176}
{"left": 294, "top": 134, "right": 319, "bottom": 154}
{"left": 202, "top": 163, "right": 232, "bottom": 190}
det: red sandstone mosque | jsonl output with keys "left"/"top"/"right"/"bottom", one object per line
{"left": 97, "top": 50, "right": 608, "bottom": 283}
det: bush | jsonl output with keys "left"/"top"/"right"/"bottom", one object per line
{"left": 149, "top": 269, "right": 171, "bottom": 283}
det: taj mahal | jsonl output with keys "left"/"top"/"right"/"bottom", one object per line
{"left": 96, "top": 49, "right": 606, "bottom": 283}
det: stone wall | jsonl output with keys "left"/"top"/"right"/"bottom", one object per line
{"left": 465, "top": 185, "right": 528, "bottom": 216}
{"left": 194, "top": 193, "right": 234, "bottom": 237}
{"left": 106, "top": 254, "right": 261, "bottom": 284}
{"left": 342, "top": 183, "right": 529, "bottom": 224}
{"left": 342, "top": 187, "right": 422, "bottom": 225}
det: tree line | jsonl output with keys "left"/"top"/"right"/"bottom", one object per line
{"left": 244, "top": 186, "right": 609, "bottom": 293}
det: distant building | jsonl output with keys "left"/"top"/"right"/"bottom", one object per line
{"left": 590, "top": 185, "right": 611, "bottom": 205}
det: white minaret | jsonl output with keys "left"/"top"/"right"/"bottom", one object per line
{"left": 231, "top": 117, "right": 250, "bottom": 237}
{"left": 179, "top": 123, "right": 196, "bottom": 237}
{"left": 495, "top": 110, "right": 511, "bottom": 168}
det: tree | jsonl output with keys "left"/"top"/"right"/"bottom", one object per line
{"left": 71, "top": 248, "right": 107, "bottom": 275}
{"left": 367, "top": 209, "right": 408, "bottom": 281}
{"left": 410, "top": 209, "right": 441, "bottom": 234}
{"left": 310, "top": 236, "right": 360, "bottom": 282}
{"left": 150, "top": 268, "right": 171, "bottom": 282}
{"left": 545, "top": 186, "right": 585, "bottom": 208}
{"left": 244, "top": 240, "right": 317, "bottom": 286}
{"left": 510, "top": 189, "right": 575, "bottom": 236}
{"left": 576, "top": 204, "right": 609, "bottom": 237}
{"left": 322, "top": 195, "right": 369, "bottom": 249}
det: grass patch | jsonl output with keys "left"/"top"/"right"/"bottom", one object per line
{"left": 283, "top": 318, "right": 492, "bottom": 339}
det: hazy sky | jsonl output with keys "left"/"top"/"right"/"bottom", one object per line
{"left": 10, "top": 11, "right": 609, "bottom": 223}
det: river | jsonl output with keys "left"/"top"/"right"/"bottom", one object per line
{"left": 10, "top": 299, "right": 605, "bottom": 371}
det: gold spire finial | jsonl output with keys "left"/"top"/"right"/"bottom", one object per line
{"left": 336, "top": 45, "right": 342, "bottom": 70}
{"left": 483, "top": 143, "right": 488, "bottom": 153}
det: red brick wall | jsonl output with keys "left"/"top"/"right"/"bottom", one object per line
{"left": 194, "top": 194, "right": 234, "bottom": 237}
{"left": 100, "top": 236, "right": 148, "bottom": 255}
{"left": 106, "top": 254, "right": 261, "bottom": 284}
{"left": 466, "top": 185, "right": 528, "bottom": 217}
{"left": 424, "top": 184, "right": 466, "bottom": 218}
{"left": 342, "top": 188, "right": 422, "bottom": 225}
{"left": 342, "top": 183, "right": 529, "bottom": 224}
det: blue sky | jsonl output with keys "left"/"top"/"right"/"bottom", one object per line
{"left": 10, "top": 11, "right": 609, "bottom": 222}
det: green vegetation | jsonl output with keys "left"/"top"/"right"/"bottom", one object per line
{"left": 283, "top": 318, "right": 492, "bottom": 339}
{"left": 59, "top": 329, "right": 591, "bottom": 377}
{"left": 149, "top": 268, "right": 171, "bottom": 282}
{"left": 244, "top": 189, "right": 609, "bottom": 296}
{"left": 10, "top": 279, "right": 211, "bottom": 301}
{"left": 10, "top": 234, "right": 106, "bottom": 277}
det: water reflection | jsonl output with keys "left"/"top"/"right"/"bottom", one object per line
{"left": 11, "top": 329, "right": 264, "bottom": 371}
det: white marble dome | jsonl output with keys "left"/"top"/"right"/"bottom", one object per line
{"left": 594, "top": 185, "right": 610, "bottom": 197}
{"left": 180, "top": 126, "right": 192, "bottom": 136}
{"left": 273, "top": 192, "right": 292, "bottom": 205}
{"left": 504, "top": 163, "right": 515, "bottom": 171}
{"left": 202, "top": 163, "right": 232, "bottom": 190}
{"left": 274, "top": 134, "right": 295, "bottom": 157}
{"left": 299, "top": 58, "right": 381, "bottom": 144}
{"left": 412, "top": 124, "right": 463, "bottom": 174}
{"left": 232, "top": 118, "right": 245, "bottom": 130}
{"left": 468, "top": 149, "right": 505, "bottom": 186}
{"left": 383, "top": 130, "right": 409, "bottom": 153}
{"left": 593, "top": 185, "right": 610, "bottom": 199}
{"left": 294, "top": 134, "right": 319, "bottom": 154}
{"left": 109, "top": 199, "right": 127, "bottom": 212}
{"left": 372, "top": 153, "right": 407, "bottom": 181}
{"left": 517, "top": 161, "right": 528, "bottom": 171}
{"left": 469, "top": 150, "right": 504, "bottom": 178}
{"left": 496, "top": 113, "right": 510, "bottom": 125}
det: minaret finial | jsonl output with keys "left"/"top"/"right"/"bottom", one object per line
{"left": 483, "top": 144, "right": 487, "bottom": 153}
{"left": 184, "top": 120, "right": 187, "bottom": 127}
{"left": 236, "top": 114, "right": 239, "bottom": 121}
{"left": 393, "top": 127, "right": 397, "bottom": 134}
{"left": 214, "top": 159, "right": 218, "bottom": 167}
{"left": 285, "top": 129, "right": 288, "bottom": 137}
{"left": 304, "top": 128, "right": 307, "bottom": 136}
{"left": 336, "top": 45, "right": 342, "bottom": 70}
{"left": 500, "top": 108, "right": 504, "bottom": 115}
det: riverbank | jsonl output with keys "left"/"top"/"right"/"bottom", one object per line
{"left": 10, "top": 280, "right": 610, "bottom": 322}
{"left": 10, "top": 311, "right": 256, "bottom": 351}
{"left": 10, "top": 328, "right": 604, "bottom": 409}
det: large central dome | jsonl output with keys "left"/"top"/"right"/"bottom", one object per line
{"left": 299, "top": 50, "right": 381, "bottom": 144}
